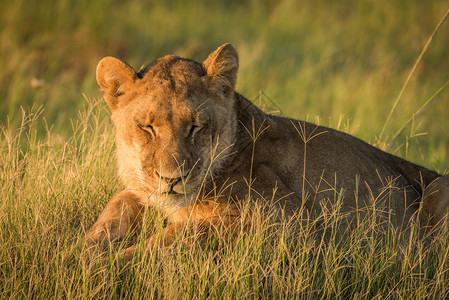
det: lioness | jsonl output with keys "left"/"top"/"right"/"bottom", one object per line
{"left": 87, "top": 43, "right": 449, "bottom": 260}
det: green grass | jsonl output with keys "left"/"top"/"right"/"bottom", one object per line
{"left": 2, "top": 0, "right": 449, "bottom": 298}
{"left": 2, "top": 100, "right": 449, "bottom": 298}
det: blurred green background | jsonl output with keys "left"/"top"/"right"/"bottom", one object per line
{"left": 1, "top": 0, "right": 449, "bottom": 171}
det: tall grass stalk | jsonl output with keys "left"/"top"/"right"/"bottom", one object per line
{"left": 386, "top": 78, "right": 449, "bottom": 152}
{"left": 380, "top": 7, "right": 449, "bottom": 141}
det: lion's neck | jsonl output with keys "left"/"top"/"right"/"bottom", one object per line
{"left": 232, "top": 93, "right": 270, "bottom": 151}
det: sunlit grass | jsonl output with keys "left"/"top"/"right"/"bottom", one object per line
{"left": 1, "top": 98, "right": 449, "bottom": 299}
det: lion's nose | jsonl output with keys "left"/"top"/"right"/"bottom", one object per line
{"left": 162, "top": 175, "right": 182, "bottom": 187}
{"left": 155, "top": 169, "right": 191, "bottom": 187}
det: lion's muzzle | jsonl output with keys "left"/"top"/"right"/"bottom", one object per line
{"left": 156, "top": 169, "right": 192, "bottom": 195}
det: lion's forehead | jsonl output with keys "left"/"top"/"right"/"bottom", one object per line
{"left": 140, "top": 55, "right": 206, "bottom": 89}
{"left": 123, "top": 55, "right": 216, "bottom": 129}
{"left": 134, "top": 57, "right": 210, "bottom": 116}
{"left": 129, "top": 92, "right": 210, "bottom": 127}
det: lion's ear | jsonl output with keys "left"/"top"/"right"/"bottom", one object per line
{"left": 96, "top": 57, "right": 136, "bottom": 111}
{"left": 203, "top": 43, "right": 239, "bottom": 95}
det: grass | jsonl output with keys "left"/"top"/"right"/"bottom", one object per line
{"left": 2, "top": 101, "right": 449, "bottom": 298}
{"left": 2, "top": 0, "right": 449, "bottom": 298}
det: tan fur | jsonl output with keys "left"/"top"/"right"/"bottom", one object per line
{"left": 86, "top": 43, "right": 449, "bottom": 261}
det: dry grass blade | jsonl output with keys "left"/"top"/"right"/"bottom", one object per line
{"left": 379, "top": 7, "right": 449, "bottom": 140}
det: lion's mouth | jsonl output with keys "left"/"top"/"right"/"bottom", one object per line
{"left": 154, "top": 167, "right": 202, "bottom": 195}
{"left": 161, "top": 189, "right": 185, "bottom": 195}
{"left": 158, "top": 181, "right": 193, "bottom": 195}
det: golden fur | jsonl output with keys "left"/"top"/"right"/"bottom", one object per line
{"left": 86, "top": 43, "right": 449, "bottom": 261}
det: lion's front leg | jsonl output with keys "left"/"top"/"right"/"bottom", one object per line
{"left": 86, "top": 190, "right": 144, "bottom": 251}
{"left": 118, "top": 223, "right": 183, "bottom": 262}
{"left": 118, "top": 199, "right": 241, "bottom": 262}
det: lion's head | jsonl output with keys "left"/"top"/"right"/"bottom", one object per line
{"left": 96, "top": 44, "right": 239, "bottom": 204}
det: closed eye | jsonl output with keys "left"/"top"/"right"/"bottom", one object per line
{"left": 188, "top": 122, "right": 209, "bottom": 139}
{"left": 138, "top": 123, "right": 156, "bottom": 137}
{"left": 189, "top": 125, "right": 199, "bottom": 137}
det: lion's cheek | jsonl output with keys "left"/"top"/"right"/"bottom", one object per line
{"left": 138, "top": 151, "right": 157, "bottom": 177}
{"left": 130, "top": 126, "right": 152, "bottom": 150}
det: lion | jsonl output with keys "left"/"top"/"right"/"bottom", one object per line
{"left": 86, "top": 43, "right": 449, "bottom": 261}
